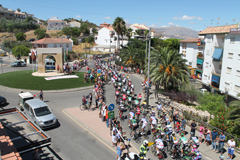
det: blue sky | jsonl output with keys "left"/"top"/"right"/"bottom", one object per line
{"left": 2, "top": 0, "right": 240, "bottom": 31}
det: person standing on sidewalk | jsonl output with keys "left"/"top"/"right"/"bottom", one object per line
{"left": 105, "top": 108, "right": 109, "bottom": 128}
{"left": 38, "top": 90, "right": 43, "bottom": 101}
{"left": 203, "top": 126, "right": 208, "bottom": 144}
{"left": 181, "top": 117, "right": 186, "bottom": 135}
{"left": 217, "top": 131, "right": 226, "bottom": 153}
{"left": 199, "top": 124, "right": 204, "bottom": 143}
{"left": 227, "top": 138, "right": 235, "bottom": 160}
{"left": 190, "top": 120, "right": 197, "bottom": 136}
{"left": 211, "top": 128, "right": 219, "bottom": 151}
{"left": 117, "top": 142, "right": 125, "bottom": 160}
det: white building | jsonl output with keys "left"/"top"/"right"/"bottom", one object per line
{"left": 130, "top": 23, "right": 154, "bottom": 38}
{"left": 199, "top": 24, "right": 240, "bottom": 100}
{"left": 179, "top": 38, "right": 203, "bottom": 76}
{"left": 69, "top": 21, "right": 81, "bottom": 28}
{"left": 47, "top": 17, "right": 67, "bottom": 30}
{"left": 31, "top": 38, "right": 73, "bottom": 52}
{"left": 94, "top": 22, "right": 127, "bottom": 52}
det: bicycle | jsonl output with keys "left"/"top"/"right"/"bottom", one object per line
{"left": 80, "top": 101, "right": 88, "bottom": 111}
{"left": 151, "top": 143, "right": 165, "bottom": 160}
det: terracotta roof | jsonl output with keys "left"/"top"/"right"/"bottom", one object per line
{"left": 132, "top": 26, "right": 148, "bottom": 30}
{"left": 105, "top": 26, "right": 114, "bottom": 31}
{"left": 199, "top": 24, "right": 237, "bottom": 35}
{"left": 31, "top": 38, "right": 72, "bottom": 44}
{"left": 179, "top": 38, "right": 199, "bottom": 43}
{"left": 48, "top": 20, "right": 65, "bottom": 22}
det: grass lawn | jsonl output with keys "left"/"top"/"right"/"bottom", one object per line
{"left": 0, "top": 70, "right": 94, "bottom": 90}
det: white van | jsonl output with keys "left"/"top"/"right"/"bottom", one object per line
{"left": 23, "top": 99, "right": 57, "bottom": 129}
{"left": 45, "top": 59, "right": 55, "bottom": 70}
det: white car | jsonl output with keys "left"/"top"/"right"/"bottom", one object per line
{"left": 10, "top": 60, "right": 26, "bottom": 67}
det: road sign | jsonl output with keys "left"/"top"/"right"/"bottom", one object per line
{"left": 108, "top": 103, "right": 115, "bottom": 111}
{"left": 108, "top": 111, "right": 115, "bottom": 119}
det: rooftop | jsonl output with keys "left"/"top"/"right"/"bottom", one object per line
{"left": 179, "top": 38, "right": 199, "bottom": 43}
{"left": 31, "top": 38, "right": 72, "bottom": 44}
{"left": 198, "top": 24, "right": 237, "bottom": 35}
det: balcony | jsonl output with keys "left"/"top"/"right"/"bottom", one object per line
{"left": 230, "top": 28, "right": 240, "bottom": 34}
{"left": 211, "top": 74, "right": 221, "bottom": 89}
{"left": 197, "top": 38, "right": 205, "bottom": 46}
{"left": 197, "top": 52, "right": 204, "bottom": 59}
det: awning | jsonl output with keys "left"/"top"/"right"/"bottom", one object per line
{"left": 196, "top": 69, "right": 202, "bottom": 73}
{"left": 212, "top": 48, "right": 223, "bottom": 60}
{"left": 211, "top": 75, "right": 220, "bottom": 83}
{"left": 197, "top": 58, "right": 203, "bottom": 65}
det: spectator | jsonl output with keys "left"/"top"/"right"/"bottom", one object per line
{"left": 227, "top": 138, "right": 235, "bottom": 160}
{"left": 117, "top": 142, "right": 125, "bottom": 160}
{"left": 169, "top": 107, "right": 174, "bottom": 122}
{"left": 203, "top": 126, "right": 208, "bottom": 144}
{"left": 217, "top": 131, "right": 226, "bottom": 153}
{"left": 106, "top": 108, "right": 109, "bottom": 128}
{"left": 190, "top": 120, "right": 197, "bottom": 136}
{"left": 211, "top": 128, "right": 219, "bottom": 151}
{"left": 206, "top": 130, "right": 211, "bottom": 146}
{"left": 112, "top": 132, "right": 117, "bottom": 147}
{"left": 199, "top": 124, "right": 204, "bottom": 143}
{"left": 38, "top": 90, "right": 44, "bottom": 101}
{"left": 173, "top": 109, "right": 178, "bottom": 128}
{"left": 156, "top": 102, "right": 162, "bottom": 118}
{"left": 181, "top": 117, "right": 186, "bottom": 135}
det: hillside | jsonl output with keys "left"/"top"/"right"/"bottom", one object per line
{"left": 154, "top": 26, "right": 199, "bottom": 39}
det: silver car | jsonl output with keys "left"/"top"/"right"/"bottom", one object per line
{"left": 23, "top": 99, "right": 57, "bottom": 129}
{"left": 10, "top": 60, "right": 26, "bottom": 67}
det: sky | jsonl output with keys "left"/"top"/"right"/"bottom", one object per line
{"left": 2, "top": 0, "right": 240, "bottom": 31}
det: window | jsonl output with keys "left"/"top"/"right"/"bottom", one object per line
{"left": 228, "top": 53, "right": 233, "bottom": 59}
{"left": 24, "top": 103, "right": 30, "bottom": 111}
{"left": 54, "top": 44, "right": 57, "bottom": 48}
{"left": 234, "top": 85, "right": 240, "bottom": 93}
{"left": 238, "top": 54, "right": 240, "bottom": 60}
{"left": 236, "top": 70, "right": 240, "bottom": 77}
{"left": 189, "top": 62, "right": 192, "bottom": 65}
{"left": 204, "top": 74, "right": 208, "bottom": 80}
{"left": 230, "top": 37, "right": 235, "bottom": 43}
{"left": 66, "top": 44, "right": 69, "bottom": 48}
{"left": 225, "top": 82, "right": 230, "bottom": 87}
{"left": 182, "top": 43, "right": 187, "bottom": 49}
{"left": 95, "top": 37, "right": 97, "bottom": 40}
{"left": 226, "top": 67, "right": 232, "bottom": 74}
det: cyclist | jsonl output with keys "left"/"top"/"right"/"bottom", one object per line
{"left": 179, "top": 133, "right": 188, "bottom": 157}
{"left": 128, "top": 110, "right": 135, "bottom": 127}
{"left": 130, "top": 116, "right": 138, "bottom": 139}
{"left": 140, "top": 115, "right": 148, "bottom": 135}
{"left": 189, "top": 145, "right": 202, "bottom": 160}
{"left": 138, "top": 93, "right": 142, "bottom": 103}
{"left": 188, "top": 132, "right": 200, "bottom": 148}
{"left": 170, "top": 132, "right": 179, "bottom": 159}
{"left": 150, "top": 113, "right": 157, "bottom": 131}
{"left": 140, "top": 140, "right": 149, "bottom": 159}
{"left": 155, "top": 135, "right": 164, "bottom": 157}
{"left": 136, "top": 105, "right": 141, "bottom": 120}
{"left": 82, "top": 96, "right": 87, "bottom": 109}
{"left": 122, "top": 93, "right": 127, "bottom": 104}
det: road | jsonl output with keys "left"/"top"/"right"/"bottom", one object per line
{"left": 0, "top": 55, "right": 211, "bottom": 160}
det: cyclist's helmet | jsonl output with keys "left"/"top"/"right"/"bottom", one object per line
{"left": 172, "top": 132, "right": 175, "bottom": 136}
{"left": 143, "top": 140, "right": 148, "bottom": 146}
{"left": 181, "top": 133, "right": 184, "bottom": 137}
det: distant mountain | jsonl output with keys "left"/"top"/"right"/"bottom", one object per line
{"left": 153, "top": 26, "right": 199, "bottom": 39}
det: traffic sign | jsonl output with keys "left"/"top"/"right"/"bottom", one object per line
{"left": 108, "top": 111, "right": 115, "bottom": 119}
{"left": 108, "top": 103, "right": 115, "bottom": 111}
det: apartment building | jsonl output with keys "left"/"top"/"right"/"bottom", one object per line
{"left": 47, "top": 17, "right": 67, "bottom": 30}
{"left": 198, "top": 24, "right": 240, "bottom": 100}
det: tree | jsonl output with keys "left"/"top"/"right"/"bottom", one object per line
{"left": 80, "top": 23, "right": 90, "bottom": 36}
{"left": 34, "top": 29, "right": 46, "bottom": 39}
{"left": 113, "top": 17, "right": 126, "bottom": 51}
{"left": 162, "top": 38, "right": 180, "bottom": 51}
{"left": 17, "top": 8, "right": 21, "bottom": 12}
{"left": 134, "top": 29, "right": 144, "bottom": 37}
{"left": 148, "top": 47, "right": 190, "bottom": 91}
{"left": 71, "top": 37, "right": 79, "bottom": 45}
{"left": 125, "top": 28, "right": 133, "bottom": 40}
{"left": 91, "top": 27, "right": 98, "bottom": 35}
{"left": 144, "top": 30, "right": 149, "bottom": 38}
{"left": 12, "top": 45, "right": 30, "bottom": 59}
{"left": 15, "top": 32, "right": 26, "bottom": 41}
{"left": 85, "top": 36, "right": 94, "bottom": 43}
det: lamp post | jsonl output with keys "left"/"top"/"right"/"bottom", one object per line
{"left": 146, "top": 28, "right": 151, "bottom": 107}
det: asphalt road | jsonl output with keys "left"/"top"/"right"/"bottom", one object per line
{"left": 0, "top": 56, "right": 210, "bottom": 160}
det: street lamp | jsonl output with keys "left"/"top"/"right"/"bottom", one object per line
{"left": 146, "top": 28, "right": 151, "bottom": 107}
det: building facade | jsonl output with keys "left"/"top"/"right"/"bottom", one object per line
{"left": 31, "top": 38, "right": 73, "bottom": 52}
{"left": 47, "top": 17, "right": 67, "bottom": 30}
{"left": 198, "top": 24, "right": 240, "bottom": 100}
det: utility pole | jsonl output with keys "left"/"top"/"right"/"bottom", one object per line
{"left": 146, "top": 27, "right": 151, "bottom": 108}
{"left": 145, "top": 35, "right": 148, "bottom": 66}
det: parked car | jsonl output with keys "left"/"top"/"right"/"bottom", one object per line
{"left": 0, "top": 96, "right": 7, "bottom": 106}
{"left": 199, "top": 88, "right": 208, "bottom": 94}
{"left": 10, "top": 60, "right": 26, "bottom": 67}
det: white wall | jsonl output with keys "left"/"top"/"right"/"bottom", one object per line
{"left": 95, "top": 28, "right": 117, "bottom": 46}
{"left": 202, "top": 34, "right": 214, "bottom": 86}
{"left": 179, "top": 42, "right": 198, "bottom": 68}
{"left": 219, "top": 34, "right": 240, "bottom": 99}
{"left": 47, "top": 43, "right": 72, "bottom": 52}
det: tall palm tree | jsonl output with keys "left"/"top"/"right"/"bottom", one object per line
{"left": 126, "top": 28, "right": 133, "bottom": 40}
{"left": 113, "top": 17, "right": 126, "bottom": 51}
{"left": 134, "top": 29, "right": 143, "bottom": 37}
{"left": 147, "top": 47, "right": 190, "bottom": 91}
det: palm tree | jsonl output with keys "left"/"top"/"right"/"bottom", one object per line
{"left": 147, "top": 47, "right": 190, "bottom": 91}
{"left": 134, "top": 29, "right": 143, "bottom": 37}
{"left": 144, "top": 30, "right": 149, "bottom": 39}
{"left": 113, "top": 17, "right": 126, "bottom": 51}
{"left": 126, "top": 28, "right": 133, "bottom": 40}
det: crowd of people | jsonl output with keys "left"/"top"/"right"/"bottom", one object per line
{"left": 81, "top": 58, "right": 236, "bottom": 160}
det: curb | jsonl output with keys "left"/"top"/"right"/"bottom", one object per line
{"left": 62, "top": 109, "right": 116, "bottom": 152}
{"left": 0, "top": 85, "right": 93, "bottom": 93}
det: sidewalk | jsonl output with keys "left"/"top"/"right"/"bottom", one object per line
{"left": 63, "top": 107, "right": 138, "bottom": 154}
